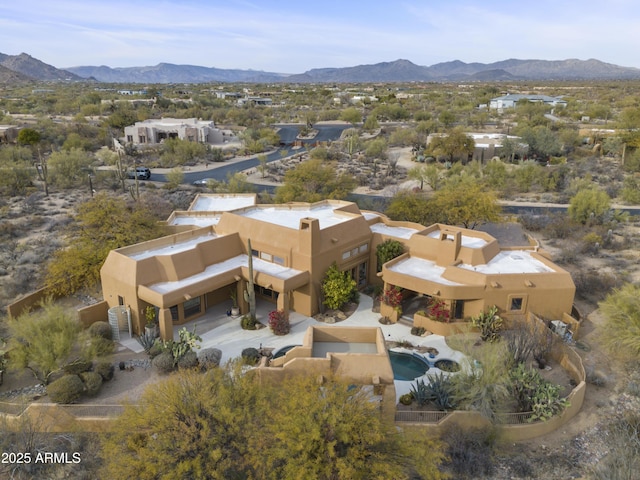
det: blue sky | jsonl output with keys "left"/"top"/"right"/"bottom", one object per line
{"left": 1, "top": 0, "right": 639, "bottom": 72}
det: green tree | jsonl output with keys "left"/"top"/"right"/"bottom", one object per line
{"left": 275, "top": 159, "right": 356, "bottom": 203}
{"left": 17, "top": 127, "right": 41, "bottom": 146}
{"left": 428, "top": 128, "right": 475, "bottom": 163}
{"left": 7, "top": 300, "right": 107, "bottom": 384}
{"left": 600, "top": 283, "right": 640, "bottom": 360}
{"left": 385, "top": 190, "right": 431, "bottom": 225}
{"left": 101, "top": 367, "right": 261, "bottom": 479}
{"left": 568, "top": 188, "right": 611, "bottom": 224}
{"left": 362, "top": 115, "right": 379, "bottom": 131}
{"left": 322, "top": 263, "right": 357, "bottom": 310}
{"left": 432, "top": 180, "right": 500, "bottom": 228}
{"left": 261, "top": 375, "right": 447, "bottom": 480}
{"left": 376, "top": 239, "right": 405, "bottom": 272}
{"left": 101, "top": 367, "right": 447, "bottom": 480}
{"left": 408, "top": 164, "right": 441, "bottom": 191}
{"left": 164, "top": 167, "right": 184, "bottom": 189}
{"left": 339, "top": 107, "right": 361, "bottom": 125}
{"left": 47, "top": 148, "right": 93, "bottom": 188}
{"left": 45, "top": 192, "right": 163, "bottom": 295}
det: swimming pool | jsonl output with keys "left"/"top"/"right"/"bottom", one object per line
{"left": 271, "top": 344, "right": 300, "bottom": 359}
{"left": 389, "top": 350, "right": 430, "bottom": 381}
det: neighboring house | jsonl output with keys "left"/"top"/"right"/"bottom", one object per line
{"left": 123, "top": 118, "right": 224, "bottom": 146}
{"left": 99, "top": 194, "right": 576, "bottom": 342}
{"left": 489, "top": 94, "right": 567, "bottom": 110}
{"left": 0, "top": 125, "right": 19, "bottom": 144}
{"left": 427, "top": 132, "right": 527, "bottom": 162}
{"left": 237, "top": 96, "right": 272, "bottom": 106}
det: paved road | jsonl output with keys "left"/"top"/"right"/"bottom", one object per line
{"left": 149, "top": 123, "right": 352, "bottom": 185}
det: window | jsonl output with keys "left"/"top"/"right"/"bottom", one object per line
{"left": 260, "top": 252, "right": 272, "bottom": 262}
{"left": 126, "top": 135, "right": 133, "bottom": 143}
{"left": 170, "top": 305, "right": 179, "bottom": 321}
{"left": 273, "top": 256, "right": 285, "bottom": 265}
{"left": 183, "top": 297, "right": 202, "bottom": 318}
{"left": 118, "top": 295, "right": 124, "bottom": 306}
{"left": 510, "top": 297, "right": 523, "bottom": 311}
{"left": 251, "top": 249, "right": 259, "bottom": 257}
{"left": 359, "top": 244, "right": 368, "bottom": 254}
{"left": 342, "top": 251, "right": 351, "bottom": 260}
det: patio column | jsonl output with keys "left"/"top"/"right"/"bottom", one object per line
{"left": 158, "top": 308, "right": 174, "bottom": 341}
{"left": 276, "top": 291, "right": 290, "bottom": 319}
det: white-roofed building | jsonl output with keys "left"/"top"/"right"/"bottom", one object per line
{"left": 98, "top": 195, "right": 576, "bottom": 341}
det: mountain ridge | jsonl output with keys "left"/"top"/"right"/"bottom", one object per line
{"left": 2, "top": 52, "right": 640, "bottom": 84}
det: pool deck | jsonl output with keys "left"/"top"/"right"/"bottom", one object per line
{"left": 117, "top": 294, "right": 467, "bottom": 403}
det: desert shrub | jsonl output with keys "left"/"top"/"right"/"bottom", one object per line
{"left": 471, "top": 306, "right": 503, "bottom": 342}
{"left": 380, "top": 286, "right": 403, "bottom": 308}
{"left": 427, "top": 298, "right": 450, "bottom": 323}
{"left": 88, "top": 321, "right": 112, "bottom": 340}
{"left": 62, "top": 359, "right": 93, "bottom": 375}
{"left": 137, "top": 331, "right": 157, "bottom": 353}
{"left": 399, "top": 393, "right": 413, "bottom": 405}
{"left": 518, "top": 213, "right": 551, "bottom": 232}
{"left": 152, "top": 351, "right": 176, "bottom": 374}
{"left": 410, "top": 378, "right": 432, "bottom": 406}
{"left": 441, "top": 424, "right": 497, "bottom": 479}
{"left": 197, "top": 348, "right": 222, "bottom": 369}
{"left": 574, "top": 270, "right": 622, "bottom": 301}
{"left": 411, "top": 326, "right": 426, "bottom": 336}
{"left": 241, "top": 347, "right": 260, "bottom": 366}
{"left": 241, "top": 315, "right": 257, "bottom": 330}
{"left": 89, "top": 336, "right": 115, "bottom": 356}
{"left": 509, "top": 456, "right": 534, "bottom": 478}
{"left": 93, "top": 361, "right": 114, "bottom": 381}
{"left": 148, "top": 340, "right": 164, "bottom": 358}
{"left": 268, "top": 310, "right": 290, "bottom": 335}
{"left": 177, "top": 351, "right": 199, "bottom": 369}
{"left": 584, "top": 365, "right": 607, "bottom": 387}
{"left": 581, "top": 232, "right": 602, "bottom": 254}
{"left": 47, "top": 374, "right": 85, "bottom": 404}
{"left": 590, "top": 413, "right": 640, "bottom": 480}
{"left": 427, "top": 372, "right": 457, "bottom": 410}
{"left": 80, "top": 371, "right": 103, "bottom": 396}
{"left": 543, "top": 213, "right": 575, "bottom": 239}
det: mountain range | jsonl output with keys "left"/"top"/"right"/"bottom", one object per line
{"left": 2, "top": 52, "right": 640, "bottom": 84}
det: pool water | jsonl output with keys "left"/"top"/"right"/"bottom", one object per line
{"left": 389, "top": 351, "right": 430, "bottom": 381}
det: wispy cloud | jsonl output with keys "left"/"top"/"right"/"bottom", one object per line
{"left": 1, "top": 0, "right": 638, "bottom": 71}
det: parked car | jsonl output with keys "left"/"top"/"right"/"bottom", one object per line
{"left": 193, "top": 178, "right": 215, "bottom": 186}
{"left": 127, "top": 167, "right": 151, "bottom": 180}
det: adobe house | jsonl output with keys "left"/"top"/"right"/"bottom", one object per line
{"left": 99, "top": 194, "right": 576, "bottom": 341}
{"left": 123, "top": 118, "right": 225, "bottom": 145}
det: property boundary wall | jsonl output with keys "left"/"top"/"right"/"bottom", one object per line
{"left": 0, "top": 343, "right": 585, "bottom": 440}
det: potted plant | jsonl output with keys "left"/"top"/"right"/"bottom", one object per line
{"left": 145, "top": 306, "right": 158, "bottom": 337}
{"left": 230, "top": 288, "right": 240, "bottom": 316}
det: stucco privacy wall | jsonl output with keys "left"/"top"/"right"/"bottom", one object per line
{"left": 99, "top": 195, "right": 576, "bottom": 340}
{"left": 0, "top": 332, "right": 585, "bottom": 440}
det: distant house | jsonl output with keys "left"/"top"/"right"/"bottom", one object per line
{"left": 0, "top": 125, "right": 19, "bottom": 144}
{"left": 489, "top": 94, "right": 567, "bottom": 110}
{"left": 237, "top": 96, "right": 272, "bottom": 106}
{"left": 124, "top": 118, "right": 224, "bottom": 146}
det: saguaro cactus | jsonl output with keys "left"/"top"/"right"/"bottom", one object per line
{"left": 243, "top": 238, "right": 256, "bottom": 320}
